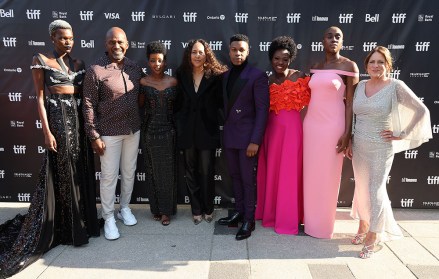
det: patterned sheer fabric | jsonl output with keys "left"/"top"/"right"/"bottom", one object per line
{"left": 140, "top": 86, "right": 178, "bottom": 216}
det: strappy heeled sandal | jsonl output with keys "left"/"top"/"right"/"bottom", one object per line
{"left": 351, "top": 232, "right": 367, "bottom": 245}
{"left": 359, "top": 242, "right": 378, "bottom": 259}
{"left": 193, "top": 215, "right": 202, "bottom": 225}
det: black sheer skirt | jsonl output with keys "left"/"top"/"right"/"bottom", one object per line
{"left": 0, "top": 93, "right": 100, "bottom": 278}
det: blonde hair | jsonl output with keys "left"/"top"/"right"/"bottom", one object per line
{"left": 48, "top": 20, "right": 72, "bottom": 36}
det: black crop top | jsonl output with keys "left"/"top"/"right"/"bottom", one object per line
{"left": 30, "top": 52, "right": 85, "bottom": 87}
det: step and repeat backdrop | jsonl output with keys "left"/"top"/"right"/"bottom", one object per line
{"left": 0, "top": 0, "right": 438, "bottom": 209}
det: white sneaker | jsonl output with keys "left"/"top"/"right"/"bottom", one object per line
{"left": 104, "top": 217, "right": 120, "bottom": 240}
{"left": 117, "top": 207, "right": 137, "bottom": 226}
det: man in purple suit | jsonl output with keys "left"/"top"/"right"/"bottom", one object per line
{"left": 218, "top": 34, "right": 269, "bottom": 240}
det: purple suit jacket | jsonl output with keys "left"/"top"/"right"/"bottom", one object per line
{"left": 222, "top": 64, "right": 269, "bottom": 149}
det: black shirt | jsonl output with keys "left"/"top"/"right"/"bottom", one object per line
{"left": 226, "top": 60, "right": 248, "bottom": 97}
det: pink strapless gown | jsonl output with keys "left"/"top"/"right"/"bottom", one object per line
{"left": 256, "top": 78, "right": 310, "bottom": 235}
{"left": 303, "top": 69, "right": 358, "bottom": 239}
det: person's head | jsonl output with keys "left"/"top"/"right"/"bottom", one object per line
{"left": 105, "top": 27, "right": 128, "bottom": 63}
{"left": 180, "top": 39, "right": 227, "bottom": 78}
{"left": 364, "top": 46, "right": 393, "bottom": 79}
{"left": 229, "top": 34, "right": 250, "bottom": 66}
{"left": 323, "top": 26, "right": 343, "bottom": 53}
{"left": 268, "top": 36, "right": 297, "bottom": 74}
{"left": 48, "top": 20, "right": 74, "bottom": 54}
{"left": 146, "top": 41, "right": 167, "bottom": 76}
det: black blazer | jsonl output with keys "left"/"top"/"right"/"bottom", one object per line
{"left": 175, "top": 68, "right": 223, "bottom": 149}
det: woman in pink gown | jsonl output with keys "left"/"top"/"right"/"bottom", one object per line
{"left": 303, "top": 27, "right": 359, "bottom": 239}
{"left": 256, "top": 36, "right": 310, "bottom": 234}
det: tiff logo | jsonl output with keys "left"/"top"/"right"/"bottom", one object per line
{"left": 286, "top": 13, "right": 301, "bottom": 23}
{"left": 339, "top": 13, "right": 353, "bottom": 23}
{"left": 160, "top": 40, "right": 171, "bottom": 49}
{"left": 136, "top": 172, "right": 146, "bottom": 181}
{"left": 415, "top": 42, "right": 430, "bottom": 51}
{"left": 8, "top": 92, "right": 22, "bottom": 101}
{"left": 13, "top": 145, "right": 26, "bottom": 154}
{"left": 401, "top": 198, "right": 414, "bottom": 207}
{"left": 18, "top": 193, "right": 31, "bottom": 202}
{"left": 235, "top": 12, "right": 248, "bottom": 23}
{"left": 390, "top": 69, "right": 401, "bottom": 79}
{"left": 427, "top": 176, "right": 439, "bottom": 185}
{"left": 365, "top": 14, "right": 379, "bottom": 22}
{"left": 259, "top": 42, "right": 271, "bottom": 51}
{"left": 183, "top": 12, "right": 197, "bottom": 22}
{"left": 404, "top": 150, "right": 418, "bottom": 159}
{"left": 392, "top": 13, "right": 406, "bottom": 23}
{"left": 131, "top": 11, "right": 145, "bottom": 21}
{"left": 387, "top": 175, "right": 391, "bottom": 184}
{"left": 0, "top": 170, "right": 4, "bottom": 178}
{"left": 79, "top": 11, "right": 93, "bottom": 20}
{"left": 209, "top": 41, "right": 222, "bottom": 51}
{"left": 311, "top": 42, "right": 323, "bottom": 51}
{"left": 214, "top": 196, "right": 221, "bottom": 205}
{"left": 3, "top": 37, "right": 17, "bottom": 47}
{"left": 363, "top": 42, "right": 377, "bottom": 51}
{"left": 215, "top": 148, "right": 222, "bottom": 157}
{"left": 433, "top": 125, "right": 439, "bottom": 134}
{"left": 26, "top": 9, "right": 41, "bottom": 19}
{"left": 35, "top": 120, "right": 42, "bottom": 129}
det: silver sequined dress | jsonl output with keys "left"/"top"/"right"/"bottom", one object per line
{"left": 350, "top": 78, "right": 432, "bottom": 241}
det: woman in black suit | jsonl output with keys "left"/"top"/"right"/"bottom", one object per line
{"left": 176, "top": 39, "right": 227, "bottom": 224}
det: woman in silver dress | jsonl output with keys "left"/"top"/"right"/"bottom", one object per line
{"left": 346, "top": 46, "right": 432, "bottom": 259}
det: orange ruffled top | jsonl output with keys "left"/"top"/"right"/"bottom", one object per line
{"left": 269, "top": 77, "right": 311, "bottom": 113}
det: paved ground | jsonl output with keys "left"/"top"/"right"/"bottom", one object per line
{"left": 1, "top": 203, "right": 438, "bottom": 279}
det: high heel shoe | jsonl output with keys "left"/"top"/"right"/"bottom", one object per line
{"left": 193, "top": 215, "right": 202, "bottom": 225}
{"left": 204, "top": 213, "right": 213, "bottom": 223}
{"left": 351, "top": 232, "right": 367, "bottom": 245}
{"left": 359, "top": 242, "right": 380, "bottom": 259}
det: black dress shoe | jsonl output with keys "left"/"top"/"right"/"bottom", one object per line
{"left": 218, "top": 212, "right": 243, "bottom": 226}
{"left": 235, "top": 221, "right": 255, "bottom": 241}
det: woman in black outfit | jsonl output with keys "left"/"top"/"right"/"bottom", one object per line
{"left": 176, "top": 39, "right": 228, "bottom": 224}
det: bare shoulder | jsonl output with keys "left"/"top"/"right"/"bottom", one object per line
{"left": 339, "top": 57, "right": 359, "bottom": 72}
{"left": 140, "top": 76, "right": 151, "bottom": 86}
{"left": 311, "top": 61, "right": 323, "bottom": 69}
{"left": 167, "top": 75, "right": 178, "bottom": 87}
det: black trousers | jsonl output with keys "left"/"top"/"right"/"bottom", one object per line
{"left": 183, "top": 146, "right": 215, "bottom": 216}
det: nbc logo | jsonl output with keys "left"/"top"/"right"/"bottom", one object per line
{"left": 79, "top": 11, "right": 93, "bottom": 20}
{"left": 389, "top": 69, "right": 401, "bottom": 79}
{"left": 131, "top": 11, "right": 145, "bottom": 21}
{"left": 3, "top": 37, "right": 17, "bottom": 47}
{"left": 401, "top": 198, "right": 414, "bottom": 207}
{"left": 427, "top": 176, "right": 439, "bottom": 185}
{"left": 209, "top": 41, "right": 222, "bottom": 51}
{"left": 415, "top": 42, "right": 430, "bottom": 51}
{"left": 235, "top": 12, "right": 248, "bottom": 23}
{"left": 286, "top": 13, "right": 301, "bottom": 23}
{"left": 311, "top": 42, "right": 323, "bottom": 51}
{"left": 26, "top": 9, "right": 41, "bottom": 19}
{"left": 404, "top": 150, "right": 418, "bottom": 159}
{"left": 392, "top": 13, "right": 406, "bottom": 23}
{"left": 363, "top": 42, "right": 377, "bottom": 51}
{"left": 18, "top": 193, "right": 31, "bottom": 202}
{"left": 8, "top": 92, "right": 22, "bottom": 101}
{"left": 13, "top": 145, "right": 26, "bottom": 154}
{"left": 160, "top": 40, "right": 171, "bottom": 49}
{"left": 183, "top": 12, "right": 197, "bottom": 22}
{"left": 365, "top": 14, "right": 379, "bottom": 22}
{"left": 259, "top": 42, "right": 271, "bottom": 51}
{"left": 339, "top": 13, "right": 353, "bottom": 23}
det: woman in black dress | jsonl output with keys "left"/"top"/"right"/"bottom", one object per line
{"left": 176, "top": 39, "right": 228, "bottom": 224}
{"left": 139, "top": 41, "right": 178, "bottom": 226}
{"left": 0, "top": 20, "right": 99, "bottom": 278}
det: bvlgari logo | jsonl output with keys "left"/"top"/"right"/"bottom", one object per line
{"left": 152, "top": 14, "right": 176, "bottom": 19}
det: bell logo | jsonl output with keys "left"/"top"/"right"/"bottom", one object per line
{"left": 164, "top": 69, "right": 172, "bottom": 76}
{"left": 365, "top": 14, "right": 379, "bottom": 22}
{"left": 0, "top": 9, "right": 14, "bottom": 18}
{"left": 184, "top": 196, "right": 190, "bottom": 204}
{"left": 235, "top": 13, "right": 248, "bottom": 23}
{"left": 160, "top": 40, "right": 171, "bottom": 49}
{"left": 392, "top": 13, "right": 406, "bottom": 23}
{"left": 26, "top": 9, "right": 41, "bottom": 19}
{"left": 401, "top": 199, "right": 414, "bottom": 207}
{"left": 311, "top": 42, "right": 323, "bottom": 51}
{"left": 8, "top": 92, "right": 22, "bottom": 101}
{"left": 389, "top": 69, "right": 401, "bottom": 79}
{"left": 183, "top": 12, "right": 197, "bottom": 22}
{"left": 0, "top": 170, "right": 4, "bottom": 179}
{"left": 415, "top": 42, "right": 430, "bottom": 51}
{"left": 3, "top": 37, "right": 17, "bottom": 47}
{"left": 79, "top": 11, "right": 93, "bottom": 20}
{"left": 286, "top": 13, "right": 301, "bottom": 23}
{"left": 13, "top": 145, "right": 26, "bottom": 154}
{"left": 136, "top": 172, "right": 146, "bottom": 181}
{"left": 339, "top": 13, "right": 353, "bottom": 23}
{"left": 363, "top": 42, "right": 377, "bottom": 51}
{"left": 404, "top": 150, "right": 418, "bottom": 159}
{"left": 427, "top": 176, "right": 439, "bottom": 185}
{"left": 81, "top": 40, "right": 94, "bottom": 48}
{"left": 259, "top": 42, "right": 271, "bottom": 51}
{"left": 131, "top": 11, "right": 145, "bottom": 21}
{"left": 17, "top": 193, "right": 31, "bottom": 202}
{"left": 104, "top": 12, "right": 120, "bottom": 19}
{"left": 38, "top": 146, "right": 45, "bottom": 153}
{"left": 209, "top": 41, "right": 222, "bottom": 51}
